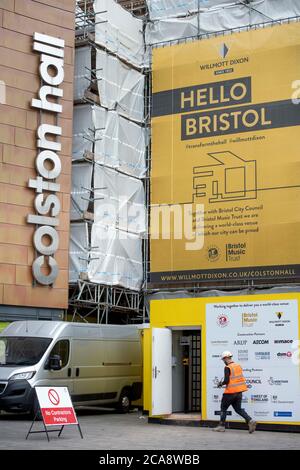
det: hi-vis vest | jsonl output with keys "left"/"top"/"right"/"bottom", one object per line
{"left": 224, "top": 362, "right": 248, "bottom": 394}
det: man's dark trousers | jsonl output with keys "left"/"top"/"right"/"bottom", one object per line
{"left": 220, "top": 392, "right": 252, "bottom": 425}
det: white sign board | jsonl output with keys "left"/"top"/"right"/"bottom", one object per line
{"left": 35, "top": 387, "right": 78, "bottom": 426}
{"left": 206, "top": 299, "right": 300, "bottom": 423}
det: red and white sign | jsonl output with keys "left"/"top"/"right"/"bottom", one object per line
{"left": 35, "top": 387, "right": 78, "bottom": 426}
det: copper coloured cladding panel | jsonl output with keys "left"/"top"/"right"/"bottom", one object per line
{"left": 0, "top": 0, "right": 76, "bottom": 308}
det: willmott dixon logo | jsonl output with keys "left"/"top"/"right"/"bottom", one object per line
{"left": 220, "top": 43, "right": 229, "bottom": 59}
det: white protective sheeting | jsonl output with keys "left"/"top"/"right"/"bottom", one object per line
{"left": 88, "top": 223, "right": 143, "bottom": 290}
{"left": 72, "top": 104, "right": 94, "bottom": 160}
{"left": 74, "top": 46, "right": 91, "bottom": 101}
{"left": 69, "top": 222, "right": 89, "bottom": 283}
{"left": 146, "top": 0, "right": 300, "bottom": 44}
{"left": 96, "top": 49, "right": 145, "bottom": 123}
{"left": 94, "top": 165, "right": 146, "bottom": 235}
{"left": 94, "top": 0, "right": 145, "bottom": 68}
{"left": 196, "top": 0, "right": 300, "bottom": 32}
{"left": 93, "top": 106, "right": 147, "bottom": 178}
{"left": 255, "top": 0, "right": 300, "bottom": 20}
{"left": 71, "top": 163, "right": 93, "bottom": 221}
{"left": 147, "top": 0, "right": 239, "bottom": 20}
{"left": 146, "top": 14, "right": 198, "bottom": 44}
{"left": 147, "top": 0, "right": 197, "bottom": 19}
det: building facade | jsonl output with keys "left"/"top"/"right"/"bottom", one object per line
{"left": 0, "top": 0, "right": 76, "bottom": 321}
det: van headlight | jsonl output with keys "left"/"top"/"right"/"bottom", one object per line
{"left": 9, "top": 371, "right": 36, "bottom": 381}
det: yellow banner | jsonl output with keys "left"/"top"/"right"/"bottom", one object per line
{"left": 150, "top": 22, "right": 300, "bottom": 284}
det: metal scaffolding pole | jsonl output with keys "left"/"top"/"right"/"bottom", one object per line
{"left": 68, "top": 281, "right": 144, "bottom": 324}
{"left": 71, "top": 0, "right": 149, "bottom": 324}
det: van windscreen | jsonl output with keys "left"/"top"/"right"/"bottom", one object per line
{"left": 0, "top": 337, "right": 52, "bottom": 366}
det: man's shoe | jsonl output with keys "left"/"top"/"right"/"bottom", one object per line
{"left": 248, "top": 420, "right": 257, "bottom": 434}
{"left": 212, "top": 425, "right": 225, "bottom": 432}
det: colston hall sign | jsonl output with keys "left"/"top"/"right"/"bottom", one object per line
{"left": 28, "top": 33, "right": 65, "bottom": 286}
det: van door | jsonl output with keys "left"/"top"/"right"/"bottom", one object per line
{"left": 72, "top": 339, "right": 108, "bottom": 404}
{"left": 102, "top": 337, "right": 142, "bottom": 403}
{"left": 36, "top": 339, "right": 73, "bottom": 393}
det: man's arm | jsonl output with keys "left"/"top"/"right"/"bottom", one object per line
{"left": 219, "top": 366, "right": 230, "bottom": 387}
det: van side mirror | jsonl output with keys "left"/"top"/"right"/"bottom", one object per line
{"left": 48, "top": 354, "right": 62, "bottom": 371}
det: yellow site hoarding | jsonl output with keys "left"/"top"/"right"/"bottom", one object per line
{"left": 150, "top": 22, "right": 300, "bottom": 284}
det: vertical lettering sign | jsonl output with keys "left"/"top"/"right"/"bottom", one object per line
{"left": 28, "top": 33, "right": 65, "bottom": 285}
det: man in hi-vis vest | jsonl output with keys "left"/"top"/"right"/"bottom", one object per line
{"left": 213, "top": 351, "right": 257, "bottom": 433}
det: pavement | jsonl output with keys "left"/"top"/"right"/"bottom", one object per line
{"left": 0, "top": 409, "right": 299, "bottom": 450}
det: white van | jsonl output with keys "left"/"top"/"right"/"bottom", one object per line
{"left": 0, "top": 321, "right": 142, "bottom": 415}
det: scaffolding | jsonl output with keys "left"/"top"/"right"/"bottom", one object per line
{"left": 118, "top": 0, "right": 147, "bottom": 15}
{"left": 144, "top": 0, "right": 300, "bottom": 294}
{"left": 68, "top": 280, "right": 144, "bottom": 324}
{"left": 69, "top": 0, "right": 150, "bottom": 324}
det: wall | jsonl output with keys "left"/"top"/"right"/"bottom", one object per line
{"left": 0, "top": 0, "right": 75, "bottom": 309}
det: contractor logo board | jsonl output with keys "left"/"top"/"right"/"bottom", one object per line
{"left": 206, "top": 299, "right": 300, "bottom": 422}
{"left": 151, "top": 23, "right": 300, "bottom": 284}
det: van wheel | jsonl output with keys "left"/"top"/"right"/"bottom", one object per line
{"left": 117, "top": 388, "right": 131, "bottom": 413}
